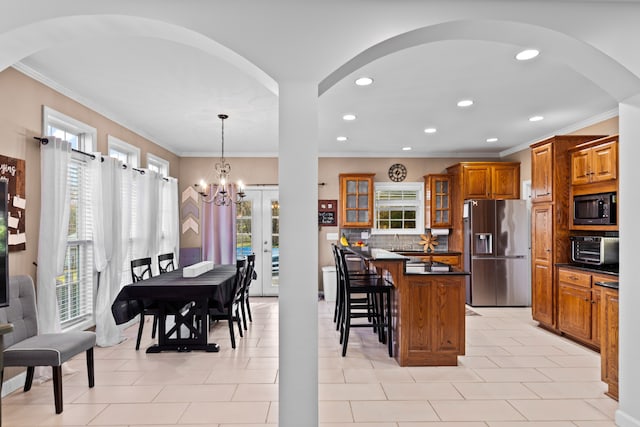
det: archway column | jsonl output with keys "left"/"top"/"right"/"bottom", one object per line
{"left": 278, "top": 80, "right": 319, "bottom": 426}
{"left": 617, "top": 94, "right": 640, "bottom": 427}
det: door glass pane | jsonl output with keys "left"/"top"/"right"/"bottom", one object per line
{"left": 442, "top": 181, "right": 448, "bottom": 192}
{"left": 436, "top": 196, "right": 442, "bottom": 209}
{"left": 358, "top": 180, "right": 368, "bottom": 193}
{"left": 347, "top": 210, "right": 357, "bottom": 222}
{"left": 347, "top": 180, "right": 356, "bottom": 193}
{"left": 358, "top": 195, "right": 368, "bottom": 208}
{"left": 436, "top": 211, "right": 442, "bottom": 223}
{"left": 436, "top": 181, "right": 442, "bottom": 193}
{"left": 358, "top": 210, "right": 368, "bottom": 223}
{"left": 442, "top": 211, "right": 449, "bottom": 222}
{"left": 443, "top": 197, "right": 449, "bottom": 208}
{"left": 271, "top": 199, "right": 279, "bottom": 287}
{"left": 347, "top": 195, "right": 357, "bottom": 208}
{"left": 236, "top": 200, "right": 253, "bottom": 257}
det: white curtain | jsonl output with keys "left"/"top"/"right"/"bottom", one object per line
{"left": 129, "top": 170, "right": 162, "bottom": 270}
{"left": 93, "top": 157, "right": 127, "bottom": 347}
{"left": 36, "top": 137, "right": 71, "bottom": 334}
{"left": 159, "top": 177, "right": 180, "bottom": 266}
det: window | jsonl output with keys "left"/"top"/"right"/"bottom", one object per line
{"left": 147, "top": 153, "right": 170, "bottom": 176}
{"left": 372, "top": 182, "right": 424, "bottom": 235}
{"left": 43, "top": 107, "right": 97, "bottom": 331}
{"left": 108, "top": 135, "right": 140, "bottom": 167}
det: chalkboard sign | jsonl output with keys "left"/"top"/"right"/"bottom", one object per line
{"left": 318, "top": 199, "right": 337, "bottom": 226}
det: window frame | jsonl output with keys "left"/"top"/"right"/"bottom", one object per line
{"left": 371, "top": 181, "right": 425, "bottom": 235}
{"left": 108, "top": 135, "right": 140, "bottom": 167}
{"left": 147, "top": 152, "right": 170, "bottom": 177}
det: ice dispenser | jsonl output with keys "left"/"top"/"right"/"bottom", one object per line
{"left": 474, "top": 233, "right": 493, "bottom": 255}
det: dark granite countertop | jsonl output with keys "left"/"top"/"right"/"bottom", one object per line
{"left": 594, "top": 280, "right": 619, "bottom": 290}
{"left": 346, "top": 247, "right": 469, "bottom": 275}
{"left": 556, "top": 263, "right": 618, "bottom": 276}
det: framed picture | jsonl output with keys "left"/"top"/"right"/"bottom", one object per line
{"left": 318, "top": 199, "right": 337, "bottom": 226}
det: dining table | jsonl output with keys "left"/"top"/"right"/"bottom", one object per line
{"left": 111, "top": 264, "right": 237, "bottom": 353}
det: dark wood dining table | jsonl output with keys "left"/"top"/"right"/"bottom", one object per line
{"left": 111, "top": 265, "right": 237, "bottom": 353}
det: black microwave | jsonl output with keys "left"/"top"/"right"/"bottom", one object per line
{"left": 573, "top": 192, "right": 616, "bottom": 225}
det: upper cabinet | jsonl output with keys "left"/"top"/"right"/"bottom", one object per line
{"left": 571, "top": 136, "right": 618, "bottom": 187}
{"left": 531, "top": 143, "right": 553, "bottom": 202}
{"left": 424, "top": 174, "right": 451, "bottom": 228}
{"left": 447, "top": 162, "right": 520, "bottom": 200}
{"left": 339, "top": 173, "right": 374, "bottom": 228}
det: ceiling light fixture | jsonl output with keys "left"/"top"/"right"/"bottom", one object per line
{"left": 195, "top": 114, "right": 246, "bottom": 206}
{"left": 486, "top": 137, "right": 498, "bottom": 143}
{"left": 343, "top": 114, "right": 357, "bottom": 121}
{"left": 336, "top": 136, "right": 348, "bottom": 142}
{"left": 424, "top": 128, "right": 437, "bottom": 134}
{"left": 402, "top": 146, "right": 412, "bottom": 151}
{"left": 355, "top": 77, "right": 373, "bottom": 86}
{"left": 529, "top": 115, "right": 544, "bottom": 122}
{"left": 516, "top": 49, "right": 540, "bottom": 61}
{"left": 457, "top": 99, "right": 474, "bottom": 107}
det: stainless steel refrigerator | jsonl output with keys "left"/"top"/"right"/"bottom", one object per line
{"left": 463, "top": 199, "right": 530, "bottom": 306}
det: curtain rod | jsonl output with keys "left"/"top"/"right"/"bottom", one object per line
{"left": 34, "top": 136, "right": 168, "bottom": 181}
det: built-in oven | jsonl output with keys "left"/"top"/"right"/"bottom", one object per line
{"left": 570, "top": 235, "right": 619, "bottom": 265}
{"left": 573, "top": 192, "right": 616, "bottom": 226}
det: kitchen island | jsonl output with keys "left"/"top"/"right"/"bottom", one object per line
{"left": 346, "top": 247, "right": 469, "bottom": 366}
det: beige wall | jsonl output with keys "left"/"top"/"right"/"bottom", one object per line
{"left": 0, "top": 67, "right": 180, "bottom": 280}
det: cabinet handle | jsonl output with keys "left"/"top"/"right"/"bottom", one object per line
{"left": 584, "top": 298, "right": 589, "bottom": 302}
{"left": 591, "top": 300, "right": 596, "bottom": 304}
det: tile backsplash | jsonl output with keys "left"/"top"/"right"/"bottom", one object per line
{"left": 339, "top": 228, "right": 449, "bottom": 252}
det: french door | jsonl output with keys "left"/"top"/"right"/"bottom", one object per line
{"left": 236, "top": 187, "right": 279, "bottom": 296}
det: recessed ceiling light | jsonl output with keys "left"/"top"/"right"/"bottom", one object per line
{"left": 343, "top": 114, "right": 356, "bottom": 121}
{"left": 516, "top": 49, "right": 540, "bottom": 61}
{"left": 457, "top": 99, "right": 474, "bottom": 107}
{"left": 402, "top": 146, "right": 412, "bottom": 151}
{"left": 355, "top": 77, "right": 373, "bottom": 86}
{"left": 336, "top": 136, "right": 348, "bottom": 142}
{"left": 486, "top": 137, "right": 498, "bottom": 143}
{"left": 424, "top": 128, "right": 437, "bottom": 134}
{"left": 529, "top": 115, "right": 544, "bottom": 122}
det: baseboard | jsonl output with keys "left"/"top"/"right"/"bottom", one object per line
{"left": 617, "top": 409, "right": 640, "bottom": 427}
{"left": 1, "top": 372, "right": 26, "bottom": 397}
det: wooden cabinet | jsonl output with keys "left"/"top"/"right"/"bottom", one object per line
{"left": 529, "top": 135, "right": 606, "bottom": 330}
{"left": 531, "top": 142, "right": 553, "bottom": 202}
{"left": 531, "top": 203, "right": 554, "bottom": 327}
{"left": 449, "top": 162, "right": 520, "bottom": 200}
{"left": 557, "top": 267, "right": 616, "bottom": 349}
{"left": 600, "top": 286, "right": 619, "bottom": 400}
{"left": 571, "top": 138, "right": 617, "bottom": 186}
{"left": 339, "top": 173, "right": 374, "bottom": 228}
{"left": 399, "top": 252, "right": 461, "bottom": 269}
{"left": 424, "top": 174, "right": 451, "bottom": 228}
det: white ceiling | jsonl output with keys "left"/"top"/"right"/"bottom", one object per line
{"left": 9, "top": 2, "right": 637, "bottom": 159}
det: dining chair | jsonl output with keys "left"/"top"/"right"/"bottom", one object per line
{"left": 131, "top": 257, "right": 159, "bottom": 350}
{"left": 335, "top": 246, "right": 393, "bottom": 357}
{"left": 239, "top": 253, "right": 256, "bottom": 330}
{"left": 158, "top": 252, "right": 176, "bottom": 273}
{"left": 208, "top": 258, "right": 247, "bottom": 349}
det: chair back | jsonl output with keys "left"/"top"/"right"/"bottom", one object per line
{"left": 158, "top": 253, "right": 176, "bottom": 274}
{"left": 228, "top": 258, "right": 247, "bottom": 306}
{"left": 0, "top": 276, "right": 38, "bottom": 348}
{"left": 131, "top": 257, "right": 153, "bottom": 283}
{"left": 242, "top": 253, "right": 256, "bottom": 293}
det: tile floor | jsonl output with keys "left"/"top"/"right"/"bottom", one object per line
{"left": 2, "top": 299, "right": 619, "bottom": 426}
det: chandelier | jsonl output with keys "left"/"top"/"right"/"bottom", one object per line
{"left": 196, "top": 114, "right": 246, "bottom": 206}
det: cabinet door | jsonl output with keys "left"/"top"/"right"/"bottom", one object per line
{"left": 571, "top": 147, "right": 591, "bottom": 185}
{"left": 531, "top": 143, "right": 553, "bottom": 202}
{"left": 591, "top": 141, "right": 617, "bottom": 183}
{"left": 462, "top": 166, "right": 491, "bottom": 199}
{"left": 430, "top": 254, "right": 460, "bottom": 268}
{"left": 429, "top": 277, "right": 465, "bottom": 353}
{"left": 425, "top": 174, "right": 451, "bottom": 228}
{"left": 340, "top": 174, "right": 374, "bottom": 227}
{"left": 557, "top": 282, "right": 592, "bottom": 341}
{"left": 531, "top": 204, "right": 554, "bottom": 326}
{"left": 601, "top": 288, "right": 619, "bottom": 399}
{"left": 491, "top": 164, "right": 519, "bottom": 199}
{"left": 591, "top": 287, "right": 601, "bottom": 347}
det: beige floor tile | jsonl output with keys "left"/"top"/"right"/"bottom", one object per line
{"left": 584, "top": 398, "right": 619, "bottom": 419}
{"left": 453, "top": 382, "right": 540, "bottom": 399}
{"left": 319, "top": 401, "right": 355, "bottom": 423}
{"left": 319, "top": 356, "right": 375, "bottom": 370}
{"left": 319, "top": 383, "right": 387, "bottom": 400}
{"left": 245, "top": 357, "right": 279, "bottom": 369}
{"left": 473, "top": 368, "right": 552, "bottom": 382}
{"left": 133, "top": 370, "right": 210, "bottom": 385}
{"left": 351, "top": 401, "right": 439, "bottom": 422}
{"left": 73, "top": 385, "right": 163, "bottom": 403}
{"left": 3, "top": 403, "right": 107, "bottom": 426}
{"left": 545, "top": 355, "right": 601, "bottom": 368}
{"left": 321, "top": 423, "right": 397, "bottom": 427}
{"left": 464, "top": 346, "right": 512, "bottom": 356}
{"left": 457, "top": 356, "right": 499, "bottom": 368}
{"left": 232, "top": 383, "right": 278, "bottom": 401}
{"left": 179, "top": 401, "right": 270, "bottom": 424}
{"left": 65, "top": 370, "right": 143, "bottom": 386}
{"left": 431, "top": 400, "right": 525, "bottom": 421}
{"left": 523, "top": 381, "right": 608, "bottom": 399}
{"left": 154, "top": 384, "right": 237, "bottom": 402}
{"left": 572, "top": 422, "right": 619, "bottom": 427}
{"left": 398, "top": 423, "right": 487, "bottom": 427}
{"left": 535, "top": 367, "right": 602, "bottom": 382}
{"left": 206, "top": 368, "right": 277, "bottom": 384}
{"left": 344, "top": 367, "right": 415, "bottom": 383}
{"left": 488, "top": 422, "right": 576, "bottom": 426}
{"left": 3, "top": 384, "right": 89, "bottom": 406}
{"left": 408, "top": 367, "right": 483, "bottom": 382}
{"left": 487, "top": 356, "right": 560, "bottom": 368}
{"left": 88, "top": 402, "right": 188, "bottom": 425}
{"left": 501, "top": 346, "right": 570, "bottom": 356}
{"left": 319, "top": 368, "right": 346, "bottom": 383}
{"left": 508, "top": 399, "right": 610, "bottom": 421}
{"left": 382, "top": 382, "right": 463, "bottom": 400}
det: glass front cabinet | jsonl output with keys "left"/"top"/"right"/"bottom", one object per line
{"left": 425, "top": 174, "right": 451, "bottom": 228}
{"left": 339, "top": 173, "right": 374, "bottom": 228}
